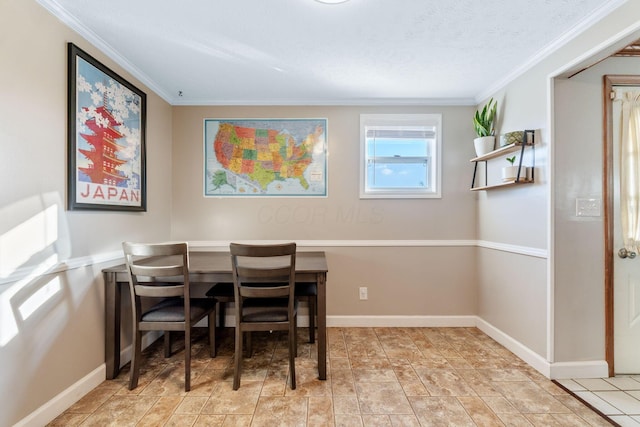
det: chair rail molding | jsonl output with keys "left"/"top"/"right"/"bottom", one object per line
{"left": 476, "top": 240, "right": 548, "bottom": 258}
{"left": 190, "top": 239, "right": 478, "bottom": 248}
{"left": 1, "top": 240, "right": 547, "bottom": 285}
{"left": 192, "top": 239, "right": 547, "bottom": 257}
{"left": 0, "top": 250, "right": 123, "bottom": 285}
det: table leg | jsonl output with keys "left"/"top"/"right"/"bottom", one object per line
{"left": 317, "top": 272, "right": 327, "bottom": 380}
{"left": 104, "top": 272, "right": 121, "bottom": 379}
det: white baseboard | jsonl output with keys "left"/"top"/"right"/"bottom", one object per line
{"left": 475, "top": 317, "right": 609, "bottom": 379}
{"left": 17, "top": 330, "right": 164, "bottom": 426}
{"left": 326, "top": 315, "right": 477, "bottom": 327}
{"left": 218, "top": 314, "right": 475, "bottom": 329}
{"left": 550, "top": 360, "right": 609, "bottom": 379}
{"left": 475, "top": 317, "right": 551, "bottom": 377}
{"left": 14, "top": 365, "right": 105, "bottom": 427}
{"left": 219, "top": 307, "right": 315, "bottom": 328}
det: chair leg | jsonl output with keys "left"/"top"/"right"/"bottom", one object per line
{"left": 218, "top": 301, "right": 226, "bottom": 328}
{"left": 233, "top": 327, "right": 242, "bottom": 390}
{"left": 164, "top": 331, "right": 172, "bottom": 358}
{"left": 208, "top": 311, "right": 216, "bottom": 358}
{"left": 246, "top": 332, "right": 253, "bottom": 358}
{"left": 308, "top": 296, "right": 316, "bottom": 344}
{"left": 129, "top": 330, "right": 142, "bottom": 390}
{"left": 294, "top": 315, "right": 298, "bottom": 357}
{"left": 185, "top": 327, "right": 191, "bottom": 392}
{"left": 289, "top": 323, "right": 296, "bottom": 390}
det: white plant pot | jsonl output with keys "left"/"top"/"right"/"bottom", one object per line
{"left": 502, "top": 165, "right": 520, "bottom": 182}
{"left": 473, "top": 136, "right": 496, "bottom": 157}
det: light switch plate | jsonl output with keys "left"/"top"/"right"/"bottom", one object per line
{"left": 576, "top": 198, "right": 601, "bottom": 217}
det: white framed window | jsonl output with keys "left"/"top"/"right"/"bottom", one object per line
{"left": 360, "top": 113, "right": 442, "bottom": 199}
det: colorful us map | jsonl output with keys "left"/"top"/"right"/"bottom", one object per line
{"left": 204, "top": 119, "right": 327, "bottom": 196}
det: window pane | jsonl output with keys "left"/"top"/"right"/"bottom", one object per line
{"left": 366, "top": 137, "right": 429, "bottom": 157}
{"left": 367, "top": 160, "right": 428, "bottom": 189}
{"left": 360, "top": 113, "right": 441, "bottom": 199}
{"left": 365, "top": 131, "right": 431, "bottom": 190}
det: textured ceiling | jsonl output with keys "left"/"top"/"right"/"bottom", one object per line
{"left": 39, "top": 0, "right": 619, "bottom": 105}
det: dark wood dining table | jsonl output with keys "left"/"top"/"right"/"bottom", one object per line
{"left": 102, "top": 250, "right": 328, "bottom": 380}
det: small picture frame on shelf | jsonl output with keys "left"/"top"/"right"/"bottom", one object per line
{"left": 524, "top": 129, "right": 535, "bottom": 145}
{"left": 499, "top": 130, "right": 524, "bottom": 147}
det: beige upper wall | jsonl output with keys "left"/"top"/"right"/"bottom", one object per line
{"left": 0, "top": 1, "right": 173, "bottom": 425}
{"left": 171, "top": 105, "right": 477, "bottom": 241}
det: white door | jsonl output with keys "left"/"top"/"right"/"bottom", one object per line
{"left": 613, "top": 85, "right": 640, "bottom": 374}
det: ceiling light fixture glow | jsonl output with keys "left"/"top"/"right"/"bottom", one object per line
{"left": 315, "top": 0, "right": 350, "bottom": 4}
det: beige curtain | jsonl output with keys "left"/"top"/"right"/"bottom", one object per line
{"left": 620, "top": 91, "right": 640, "bottom": 253}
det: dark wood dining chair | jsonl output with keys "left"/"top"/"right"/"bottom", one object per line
{"left": 230, "top": 242, "right": 297, "bottom": 390}
{"left": 122, "top": 242, "right": 216, "bottom": 391}
{"left": 206, "top": 281, "right": 316, "bottom": 343}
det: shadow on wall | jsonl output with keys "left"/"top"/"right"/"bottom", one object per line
{"left": 0, "top": 192, "right": 72, "bottom": 347}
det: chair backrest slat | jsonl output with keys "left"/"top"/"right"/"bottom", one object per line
{"left": 239, "top": 285, "right": 289, "bottom": 299}
{"left": 125, "top": 242, "right": 187, "bottom": 257}
{"left": 134, "top": 284, "right": 185, "bottom": 298}
{"left": 235, "top": 265, "right": 291, "bottom": 280}
{"left": 230, "top": 243, "right": 294, "bottom": 258}
{"left": 129, "top": 264, "right": 185, "bottom": 278}
{"left": 123, "top": 241, "right": 190, "bottom": 310}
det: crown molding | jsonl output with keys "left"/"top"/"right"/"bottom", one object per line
{"left": 475, "top": 0, "right": 629, "bottom": 103}
{"left": 36, "top": 0, "right": 173, "bottom": 103}
{"left": 170, "top": 97, "right": 477, "bottom": 107}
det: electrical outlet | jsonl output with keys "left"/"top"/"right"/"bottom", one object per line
{"left": 359, "top": 287, "right": 368, "bottom": 300}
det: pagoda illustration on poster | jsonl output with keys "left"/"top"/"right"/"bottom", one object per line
{"left": 78, "top": 104, "right": 128, "bottom": 187}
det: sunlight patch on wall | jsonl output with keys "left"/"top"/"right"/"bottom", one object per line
{"left": 18, "top": 276, "right": 62, "bottom": 320}
{"left": 0, "top": 205, "right": 58, "bottom": 279}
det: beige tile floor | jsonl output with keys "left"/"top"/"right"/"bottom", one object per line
{"left": 49, "top": 327, "right": 614, "bottom": 426}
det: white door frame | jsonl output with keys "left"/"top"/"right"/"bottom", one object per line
{"left": 603, "top": 74, "right": 640, "bottom": 376}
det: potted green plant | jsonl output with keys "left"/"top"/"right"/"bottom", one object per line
{"left": 473, "top": 97, "right": 497, "bottom": 156}
{"left": 502, "top": 155, "right": 519, "bottom": 182}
